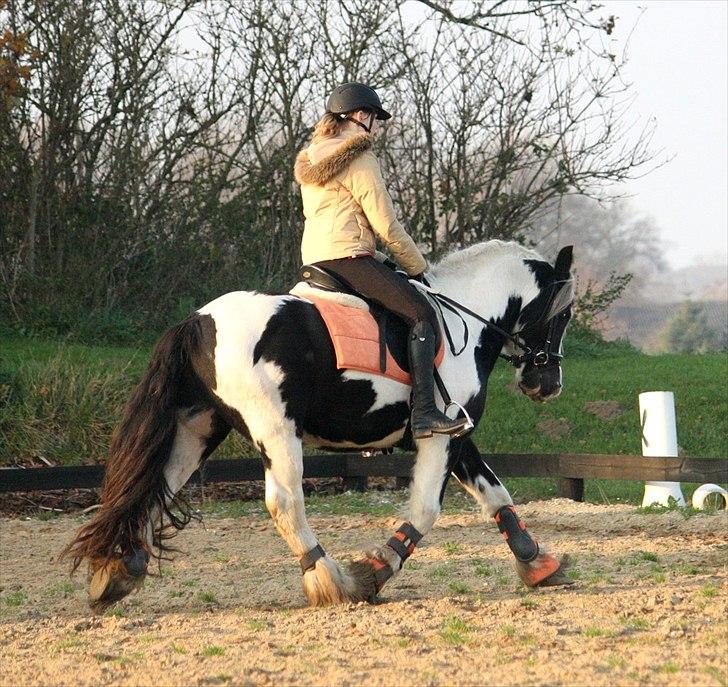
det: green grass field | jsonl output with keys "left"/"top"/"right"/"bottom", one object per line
{"left": 1, "top": 333, "right": 726, "bottom": 504}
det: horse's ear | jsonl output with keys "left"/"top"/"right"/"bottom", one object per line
{"left": 554, "top": 245, "right": 573, "bottom": 278}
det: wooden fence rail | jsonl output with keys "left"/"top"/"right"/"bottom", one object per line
{"left": 1, "top": 454, "right": 726, "bottom": 501}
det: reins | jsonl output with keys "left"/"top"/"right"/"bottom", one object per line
{"left": 411, "top": 279, "right": 572, "bottom": 369}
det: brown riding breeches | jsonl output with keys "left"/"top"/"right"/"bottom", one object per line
{"left": 311, "top": 256, "right": 439, "bottom": 333}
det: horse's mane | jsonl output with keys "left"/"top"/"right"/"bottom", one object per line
{"left": 432, "top": 240, "right": 543, "bottom": 278}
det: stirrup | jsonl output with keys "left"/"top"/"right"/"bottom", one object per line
{"left": 412, "top": 405, "right": 473, "bottom": 439}
{"left": 444, "top": 401, "right": 474, "bottom": 438}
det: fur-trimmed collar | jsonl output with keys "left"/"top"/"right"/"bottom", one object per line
{"left": 294, "top": 133, "right": 372, "bottom": 186}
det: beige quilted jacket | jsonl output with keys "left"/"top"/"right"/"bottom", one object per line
{"left": 294, "top": 129, "right": 427, "bottom": 276}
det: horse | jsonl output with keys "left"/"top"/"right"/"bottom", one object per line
{"left": 63, "top": 239, "right": 575, "bottom": 612}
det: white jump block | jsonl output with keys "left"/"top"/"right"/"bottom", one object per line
{"left": 639, "top": 391, "right": 686, "bottom": 507}
{"left": 692, "top": 483, "right": 728, "bottom": 510}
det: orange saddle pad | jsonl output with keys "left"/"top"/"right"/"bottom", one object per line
{"left": 307, "top": 296, "right": 444, "bottom": 385}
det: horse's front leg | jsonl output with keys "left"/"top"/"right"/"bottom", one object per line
{"left": 262, "top": 430, "right": 374, "bottom": 606}
{"left": 351, "top": 434, "right": 452, "bottom": 599}
{"left": 450, "top": 437, "right": 573, "bottom": 587}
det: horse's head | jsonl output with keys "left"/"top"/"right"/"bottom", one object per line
{"left": 504, "top": 245, "right": 574, "bottom": 402}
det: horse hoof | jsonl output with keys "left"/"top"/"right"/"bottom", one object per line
{"left": 347, "top": 559, "right": 381, "bottom": 603}
{"left": 88, "top": 558, "right": 145, "bottom": 614}
{"left": 515, "top": 553, "right": 574, "bottom": 588}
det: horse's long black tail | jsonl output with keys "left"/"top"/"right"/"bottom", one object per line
{"left": 63, "top": 315, "right": 213, "bottom": 571}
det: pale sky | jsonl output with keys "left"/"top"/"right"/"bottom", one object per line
{"left": 601, "top": 0, "right": 728, "bottom": 269}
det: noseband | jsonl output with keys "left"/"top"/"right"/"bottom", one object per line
{"left": 499, "top": 310, "right": 569, "bottom": 368}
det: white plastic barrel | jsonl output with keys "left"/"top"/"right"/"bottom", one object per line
{"left": 639, "top": 391, "right": 686, "bottom": 507}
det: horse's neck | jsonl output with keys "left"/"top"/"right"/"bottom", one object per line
{"left": 433, "top": 256, "right": 534, "bottom": 325}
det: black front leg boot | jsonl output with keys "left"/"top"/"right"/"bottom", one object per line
{"left": 408, "top": 321, "right": 469, "bottom": 439}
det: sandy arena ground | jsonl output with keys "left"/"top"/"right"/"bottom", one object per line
{"left": 1, "top": 499, "right": 726, "bottom": 686}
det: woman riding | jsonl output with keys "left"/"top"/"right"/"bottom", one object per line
{"left": 294, "top": 82, "right": 468, "bottom": 439}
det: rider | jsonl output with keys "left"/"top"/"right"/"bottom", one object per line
{"left": 294, "top": 82, "right": 468, "bottom": 439}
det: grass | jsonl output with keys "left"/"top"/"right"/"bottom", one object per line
{"left": 197, "top": 591, "right": 217, "bottom": 604}
{"left": 448, "top": 581, "right": 470, "bottom": 595}
{"left": 442, "top": 541, "right": 462, "bottom": 556}
{"left": 0, "top": 335, "right": 253, "bottom": 465}
{"left": 472, "top": 349, "right": 728, "bottom": 459}
{"left": 247, "top": 619, "right": 267, "bottom": 631}
{"left": 4, "top": 334, "right": 726, "bottom": 470}
{"left": 429, "top": 565, "right": 452, "bottom": 580}
{"left": 703, "top": 665, "right": 727, "bottom": 687}
{"left": 439, "top": 616, "right": 474, "bottom": 645}
{"left": 499, "top": 624, "right": 517, "bottom": 638}
{"left": 201, "top": 645, "right": 225, "bottom": 657}
{"left": 636, "top": 500, "right": 707, "bottom": 518}
{"left": 472, "top": 560, "right": 492, "bottom": 577}
{"left": 700, "top": 583, "right": 718, "bottom": 598}
{"left": 3, "top": 335, "right": 727, "bottom": 510}
{"left": 55, "top": 634, "right": 88, "bottom": 651}
{"left": 623, "top": 616, "right": 650, "bottom": 631}
{"left": 583, "top": 627, "right": 611, "bottom": 638}
{"left": 46, "top": 581, "right": 76, "bottom": 596}
{"left": 2, "top": 591, "right": 27, "bottom": 607}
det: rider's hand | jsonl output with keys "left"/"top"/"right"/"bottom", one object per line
{"left": 410, "top": 272, "right": 430, "bottom": 287}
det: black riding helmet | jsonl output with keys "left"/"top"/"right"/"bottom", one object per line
{"left": 326, "top": 82, "right": 392, "bottom": 121}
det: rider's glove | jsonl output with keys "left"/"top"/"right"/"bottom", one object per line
{"left": 410, "top": 272, "right": 431, "bottom": 287}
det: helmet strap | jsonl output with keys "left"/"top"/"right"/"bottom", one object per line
{"left": 343, "top": 110, "right": 374, "bottom": 134}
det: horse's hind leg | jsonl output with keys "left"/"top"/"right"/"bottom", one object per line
{"left": 88, "top": 408, "right": 230, "bottom": 612}
{"left": 449, "top": 437, "right": 572, "bottom": 588}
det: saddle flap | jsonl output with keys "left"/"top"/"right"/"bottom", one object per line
{"left": 306, "top": 296, "right": 444, "bottom": 385}
{"left": 299, "top": 265, "right": 354, "bottom": 294}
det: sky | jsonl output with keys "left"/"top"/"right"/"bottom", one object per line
{"left": 599, "top": 0, "right": 728, "bottom": 269}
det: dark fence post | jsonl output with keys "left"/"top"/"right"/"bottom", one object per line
{"left": 558, "top": 477, "right": 585, "bottom": 502}
{"left": 343, "top": 476, "right": 368, "bottom": 492}
{"left": 395, "top": 476, "right": 409, "bottom": 490}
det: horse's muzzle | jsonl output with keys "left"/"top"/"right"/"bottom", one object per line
{"left": 518, "top": 362, "right": 562, "bottom": 402}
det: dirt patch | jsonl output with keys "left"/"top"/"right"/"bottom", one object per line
{"left": 1, "top": 500, "right": 726, "bottom": 686}
{"left": 585, "top": 401, "right": 625, "bottom": 421}
{"left": 537, "top": 417, "right": 575, "bottom": 439}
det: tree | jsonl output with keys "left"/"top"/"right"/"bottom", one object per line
{"left": 660, "top": 302, "right": 725, "bottom": 354}
{"left": 0, "top": 0, "right": 659, "bottom": 339}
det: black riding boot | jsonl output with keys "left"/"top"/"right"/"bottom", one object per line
{"left": 408, "top": 321, "right": 469, "bottom": 439}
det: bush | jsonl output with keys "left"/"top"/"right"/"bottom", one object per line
{"left": 0, "top": 352, "right": 137, "bottom": 466}
{"left": 565, "top": 271, "right": 636, "bottom": 356}
{"left": 659, "top": 302, "right": 725, "bottom": 354}
{"left": 0, "top": 338, "right": 257, "bottom": 466}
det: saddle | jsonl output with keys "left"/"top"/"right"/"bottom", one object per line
{"left": 291, "top": 264, "right": 444, "bottom": 385}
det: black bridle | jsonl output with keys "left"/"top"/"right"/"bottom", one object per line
{"left": 417, "top": 278, "right": 574, "bottom": 369}
{"left": 500, "top": 307, "right": 571, "bottom": 368}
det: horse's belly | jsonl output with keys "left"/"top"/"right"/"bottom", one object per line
{"left": 302, "top": 428, "right": 406, "bottom": 450}
{"left": 304, "top": 370, "right": 410, "bottom": 449}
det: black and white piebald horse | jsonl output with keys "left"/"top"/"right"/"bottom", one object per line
{"left": 65, "top": 240, "right": 575, "bottom": 611}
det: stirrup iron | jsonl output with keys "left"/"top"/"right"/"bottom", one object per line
{"left": 444, "top": 401, "right": 474, "bottom": 438}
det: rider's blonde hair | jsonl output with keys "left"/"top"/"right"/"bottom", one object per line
{"left": 312, "top": 112, "right": 346, "bottom": 141}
